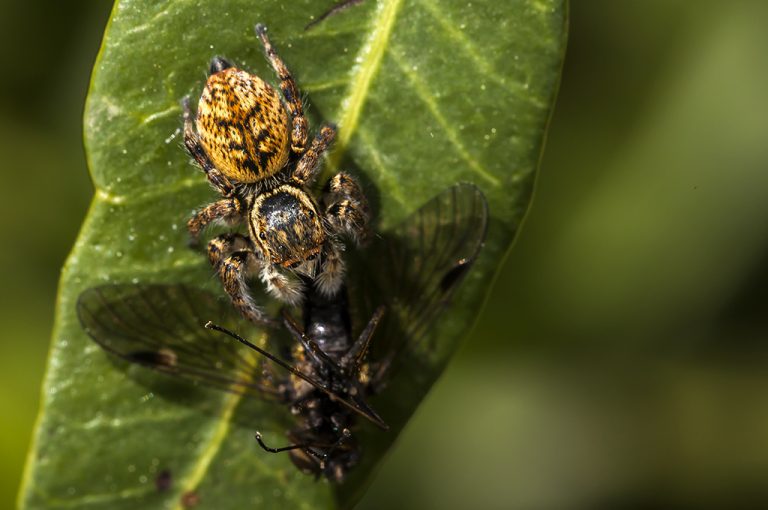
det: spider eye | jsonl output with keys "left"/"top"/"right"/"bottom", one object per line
{"left": 308, "top": 210, "right": 315, "bottom": 218}
{"left": 259, "top": 232, "right": 267, "bottom": 240}
{"left": 307, "top": 254, "right": 317, "bottom": 261}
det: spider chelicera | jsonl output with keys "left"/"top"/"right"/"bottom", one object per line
{"left": 182, "top": 24, "right": 369, "bottom": 326}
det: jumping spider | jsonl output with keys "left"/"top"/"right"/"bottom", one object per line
{"left": 183, "top": 24, "right": 369, "bottom": 325}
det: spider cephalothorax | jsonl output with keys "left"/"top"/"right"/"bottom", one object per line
{"left": 183, "top": 24, "right": 369, "bottom": 325}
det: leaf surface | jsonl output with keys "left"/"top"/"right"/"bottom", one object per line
{"left": 19, "top": 1, "right": 567, "bottom": 508}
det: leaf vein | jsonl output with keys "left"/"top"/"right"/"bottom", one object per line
{"left": 140, "top": 104, "right": 180, "bottom": 126}
{"left": 74, "top": 411, "right": 188, "bottom": 430}
{"left": 95, "top": 176, "right": 204, "bottom": 205}
{"left": 355, "top": 126, "right": 407, "bottom": 207}
{"left": 417, "top": 0, "right": 514, "bottom": 90}
{"left": 302, "top": 78, "right": 348, "bottom": 93}
{"left": 326, "top": 0, "right": 405, "bottom": 175}
{"left": 171, "top": 341, "right": 263, "bottom": 510}
{"left": 43, "top": 487, "right": 153, "bottom": 508}
{"left": 388, "top": 48, "right": 501, "bottom": 186}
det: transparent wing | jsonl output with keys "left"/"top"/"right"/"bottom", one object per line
{"left": 77, "top": 284, "right": 282, "bottom": 399}
{"left": 354, "top": 183, "right": 489, "bottom": 372}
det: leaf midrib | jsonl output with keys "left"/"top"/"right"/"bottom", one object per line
{"left": 326, "top": 0, "right": 404, "bottom": 175}
{"left": 170, "top": 373, "right": 245, "bottom": 510}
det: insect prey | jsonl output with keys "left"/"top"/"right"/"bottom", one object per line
{"left": 77, "top": 183, "right": 488, "bottom": 482}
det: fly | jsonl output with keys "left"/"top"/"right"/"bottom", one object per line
{"left": 77, "top": 183, "right": 488, "bottom": 482}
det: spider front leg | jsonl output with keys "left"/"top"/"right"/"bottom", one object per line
{"left": 315, "top": 240, "right": 345, "bottom": 297}
{"left": 292, "top": 125, "right": 336, "bottom": 185}
{"left": 208, "top": 234, "right": 275, "bottom": 326}
{"left": 187, "top": 197, "right": 243, "bottom": 246}
{"left": 182, "top": 96, "right": 235, "bottom": 197}
{"left": 259, "top": 263, "right": 304, "bottom": 306}
{"left": 254, "top": 24, "right": 308, "bottom": 154}
{"left": 323, "top": 172, "right": 371, "bottom": 245}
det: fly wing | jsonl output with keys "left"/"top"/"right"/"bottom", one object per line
{"left": 77, "top": 284, "right": 282, "bottom": 399}
{"left": 354, "top": 183, "right": 489, "bottom": 376}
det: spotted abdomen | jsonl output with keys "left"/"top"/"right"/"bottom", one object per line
{"left": 196, "top": 67, "right": 290, "bottom": 183}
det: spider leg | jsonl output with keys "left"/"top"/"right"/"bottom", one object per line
{"left": 323, "top": 172, "right": 371, "bottom": 245}
{"left": 208, "top": 235, "right": 274, "bottom": 326}
{"left": 187, "top": 198, "right": 243, "bottom": 246}
{"left": 259, "top": 262, "right": 304, "bottom": 305}
{"left": 207, "top": 232, "right": 250, "bottom": 266}
{"left": 315, "top": 240, "right": 345, "bottom": 297}
{"left": 254, "top": 24, "right": 308, "bottom": 155}
{"left": 292, "top": 125, "right": 336, "bottom": 185}
{"left": 182, "top": 96, "right": 236, "bottom": 196}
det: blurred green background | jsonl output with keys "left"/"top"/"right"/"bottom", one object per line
{"left": 3, "top": 1, "right": 768, "bottom": 509}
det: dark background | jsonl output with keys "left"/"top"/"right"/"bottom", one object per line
{"left": 2, "top": 1, "right": 768, "bottom": 509}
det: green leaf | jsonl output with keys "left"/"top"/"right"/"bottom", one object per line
{"left": 19, "top": 0, "right": 566, "bottom": 509}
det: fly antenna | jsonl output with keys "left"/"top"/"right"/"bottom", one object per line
{"left": 205, "top": 321, "right": 389, "bottom": 430}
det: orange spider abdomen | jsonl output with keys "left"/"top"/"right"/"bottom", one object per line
{"left": 196, "top": 67, "right": 290, "bottom": 183}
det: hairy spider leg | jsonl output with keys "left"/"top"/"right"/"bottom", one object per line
{"left": 323, "top": 171, "right": 371, "bottom": 245}
{"left": 187, "top": 198, "right": 243, "bottom": 246}
{"left": 293, "top": 125, "right": 336, "bottom": 184}
{"left": 207, "top": 234, "right": 275, "bottom": 326}
{"left": 182, "top": 96, "right": 236, "bottom": 196}
{"left": 254, "top": 24, "right": 308, "bottom": 154}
